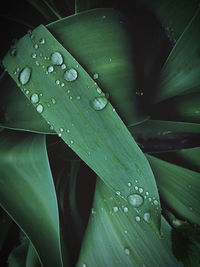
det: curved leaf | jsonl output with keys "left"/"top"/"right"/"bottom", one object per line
{"left": 0, "top": 130, "right": 63, "bottom": 267}
{"left": 3, "top": 10, "right": 161, "bottom": 231}
{"left": 77, "top": 178, "right": 182, "bottom": 266}
{"left": 147, "top": 154, "right": 200, "bottom": 225}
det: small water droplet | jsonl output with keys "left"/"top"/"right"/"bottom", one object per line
{"left": 135, "top": 216, "right": 141, "bottom": 222}
{"left": 82, "top": 264, "right": 86, "bottom": 267}
{"left": 153, "top": 200, "right": 159, "bottom": 205}
{"left": 123, "top": 207, "right": 128, "bottom": 213}
{"left": 61, "top": 82, "right": 65, "bottom": 87}
{"left": 76, "top": 96, "right": 81, "bottom": 100}
{"left": 58, "top": 133, "right": 62, "bottom": 137}
{"left": 50, "top": 125, "right": 54, "bottom": 130}
{"left": 113, "top": 206, "right": 118, "bottom": 212}
{"left": 124, "top": 248, "right": 130, "bottom": 255}
{"left": 64, "top": 68, "right": 78, "bottom": 81}
{"left": 148, "top": 197, "right": 152, "bottom": 202}
{"left": 93, "top": 73, "right": 99, "bottom": 79}
{"left": 25, "top": 90, "right": 29, "bottom": 95}
{"left": 96, "top": 88, "right": 102, "bottom": 94}
{"left": 124, "top": 230, "right": 128, "bottom": 234}
{"left": 143, "top": 212, "right": 150, "bottom": 223}
{"left": 127, "top": 182, "right": 132, "bottom": 187}
{"left": 33, "top": 44, "right": 39, "bottom": 49}
{"left": 30, "top": 93, "right": 39, "bottom": 104}
{"left": 66, "top": 129, "right": 70, "bottom": 133}
{"left": 51, "top": 52, "right": 63, "bottom": 65}
{"left": 19, "top": 67, "right": 32, "bottom": 85}
{"left": 61, "top": 63, "right": 66, "bottom": 70}
{"left": 55, "top": 80, "right": 60, "bottom": 85}
{"left": 35, "top": 61, "right": 40, "bottom": 66}
{"left": 127, "top": 194, "right": 144, "bottom": 208}
{"left": 32, "top": 53, "right": 37, "bottom": 59}
{"left": 92, "top": 96, "right": 108, "bottom": 111}
{"left": 39, "top": 38, "right": 45, "bottom": 44}
{"left": 36, "top": 104, "right": 43, "bottom": 113}
{"left": 10, "top": 47, "right": 17, "bottom": 56}
{"left": 145, "top": 192, "right": 149, "bottom": 196}
{"left": 139, "top": 188, "right": 143, "bottom": 193}
{"left": 116, "top": 191, "right": 121, "bottom": 196}
{"left": 135, "top": 186, "right": 138, "bottom": 190}
{"left": 51, "top": 98, "right": 56, "bottom": 104}
{"left": 47, "top": 65, "right": 54, "bottom": 73}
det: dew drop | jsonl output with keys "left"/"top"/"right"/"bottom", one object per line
{"left": 70, "top": 140, "right": 74, "bottom": 144}
{"left": 127, "top": 182, "right": 132, "bottom": 187}
{"left": 134, "top": 186, "right": 138, "bottom": 190}
{"left": 36, "top": 104, "right": 43, "bottom": 113}
{"left": 123, "top": 207, "right": 128, "bottom": 213}
{"left": 51, "top": 52, "right": 63, "bottom": 65}
{"left": 124, "top": 248, "right": 130, "bottom": 255}
{"left": 64, "top": 68, "right": 78, "bottom": 82}
{"left": 76, "top": 96, "right": 81, "bottom": 100}
{"left": 61, "top": 82, "right": 65, "bottom": 87}
{"left": 55, "top": 80, "right": 60, "bottom": 85}
{"left": 127, "top": 193, "right": 144, "bottom": 208}
{"left": 153, "top": 200, "right": 159, "bottom": 205}
{"left": 10, "top": 48, "right": 17, "bottom": 56}
{"left": 113, "top": 206, "right": 118, "bottom": 212}
{"left": 135, "top": 216, "right": 141, "bottom": 222}
{"left": 51, "top": 98, "right": 56, "bottom": 104}
{"left": 19, "top": 67, "right": 32, "bottom": 85}
{"left": 92, "top": 96, "right": 108, "bottom": 111}
{"left": 143, "top": 212, "right": 151, "bottom": 223}
{"left": 32, "top": 53, "right": 37, "bottom": 59}
{"left": 116, "top": 191, "right": 121, "bottom": 196}
{"left": 33, "top": 44, "right": 39, "bottom": 49}
{"left": 93, "top": 73, "right": 99, "bottom": 79}
{"left": 58, "top": 133, "right": 62, "bottom": 137}
{"left": 139, "top": 188, "right": 143, "bottom": 193}
{"left": 82, "top": 264, "right": 86, "bottom": 267}
{"left": 39, "top": 38, "right": 45, "bottom": 44}
{"left": 60, "top": 128, "right": 64, "bottom": 132}
{"left": 96, "top": 88, "right": 102, "bottom": 94}
{"left": 30, "top": 93, "right": 39, "bottom": 104}
{"left": 145, "top": 192, "right": 149, "bottom": 196}
{"left": 61, "top": 63, "right": 66, "bottom": 70}
{"left": 47, "top": 65, "right": 54, "bottom": 73}
{"left": 35, "top": 61, "right": 40, "bottom": 66}
{"left": 50, "top": 125, "right": 54, "bottom": 130}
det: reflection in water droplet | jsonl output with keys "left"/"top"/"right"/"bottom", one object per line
{"left": 64, "top": 68, "right": 78, "bottom": 81}
{"left": 127, "top": 194, "right": 144, "bottom": 208}
{"left": 143, "top": 212, "right": 150, "bottom": 223}
{"left": 30, "top": 93, "right": 39, "bottom": 104}
{"left": 51, "top": 51, "right": 63, "bottom": 65}
{"left": 19, "top": 67, "right": 32, "bottom": 85}
{"left": 36, "top": 104, "right": 43, "bottom": 113}
{"left": 136, "top": 216, "right": 141, "bottom": 222}
{"left": 92, "top": 96, "right": 108, "bottom": 111}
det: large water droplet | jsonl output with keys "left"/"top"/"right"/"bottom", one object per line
{"left": 30, "top": 93, "right": 39, "bottom": 104}
{"left": 64, "top": 68, "right": 78, "bottom": 81}
{"left": 19, "top": 67, "right": 32, "bottom": 85}
{"left": 36, "top": 104, "right": 43, "bottom": 113}
{"left": 127, "top": 193, "right": 144, "bottom": 208}
{"left": 51, "top": 52, "right": 63, "bottom": 65}
{"left": 143, "top": 212, "right": 150, "bottom": 223}
{"left": 92, "top": 96, "right": 108, "bottom": 111}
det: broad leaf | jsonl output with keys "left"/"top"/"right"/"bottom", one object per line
{"left": 77, "top": 178, "right": 182, "bottom": 266}
{"left": 3, "top": 9, "right": 161, "bottom": 231}
{"left": 0, "top": 130, "right": 64, "bottom": 267}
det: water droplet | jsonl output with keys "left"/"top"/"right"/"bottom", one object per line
{"left": 143, "top": 212, "right": 150, "bottom": 223}
{"left": 10, "top": 47, "right": 17, "bottom": 56}
{"left": 32, "top": 53, "right": 37, "bottom": 59}
{"left": 134, "top": 186, "right": 138, "bottom": 190}
{"left": 92, "top": 96, "right": 108, "bottom": 111}
{"left": 127, "top": 182, "right": 132, "bottom": 187}
{"left": 51, "top": 98, "right": 56, "bottom": 104}
{"left": 69, "top": 96, "right": 73, "bottom": 100}
{"left": 96, "top": 88, "right": 102, "bottom": 94}
{"left": 127, "top": 193, "right": 144, "bottom": 208}
{"left": 124, "top": 248, "right": 130, "bottom": 255}
{"left": 136, "top": 90, "right": 144, "bottom": 96}
{"left": 36, "top": 104, "right": 43, "bottom": 113}
{"left": 148, "top": 197, "right": 152, "bottom": 202}
{"left": 66, "top": 129, "right": 70, "bottom": 133}
{"left": 123, "top": 207, "right": 128, "bottom": 213}
{"left": 39, "top": 38, "right": 45, "bottom": 44}
{"left": 124, "top": 230, "right": 128, "bottom": 234}
{"left": 64, "top": 68, "right": 78, "bottom": 81}
{"left": 153, "top": 200, "right": 159, "bottom": 205}
{"left": 113, "top": 206, "right": 118, "bottom": 212}
{"left": 145, "top": 192, "right": 149, "bottom": 196}
{"left": 30, "top": 93, "right": 39, "bottom": 104}
{"left": 33, "top": 44, "right": 39, "bottom": 49}
{"left": 55, "top": 80, "right": 60, "bottom": 85}
{"left": 82, "top": 264, "right": 86, "bottom": 267}
{"left": 135, "top": 216, "right": 141, "bottom": 222}
{"left": 25, "top": 90, "right": 29, "bottom": 95}
{"left": 61, "top": 64, "right": 66, "bottom": 70}
{"left": 70, "top": 140, "right": 74, "bottom": 144}
{"left": 35, "top": 61, "right": 40, "bottom": 66}
{"left": 60, "top": 128, "right": 64, "bottom": 132}
{"left": 67, "top": 90, "right": 70, "bottom": 94}
{"left": 76, "top": 96, "right": 81, "bottom": 100}
{"left": 47, "top": 65, "right": 54, "bottom": 73}
{"left": 116, "top": 191, "right": 121, "bottom": 196}
{"left": 93, "top": 73, "right": 99, "bottom": 79}
{"left": 61, "top": 82, "right": 65, "bottom": 87}
{"left": 50, "top": 125, "right": 54, "bottom": 130}
{"left": 51, "top": 52, "right": 63, "bottom": 65}
{"left": 58, "top": 133, "right": 62, "bottom": 137}
{"left": 19, "top": 67, "right": 32, "bottom": 85}
{"left": 139, "top": 188, "right": 143, "bottom": 193}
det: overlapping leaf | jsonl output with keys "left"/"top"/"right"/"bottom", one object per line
{"left": 0, "top": 130, "right": 63, "bottom": 267}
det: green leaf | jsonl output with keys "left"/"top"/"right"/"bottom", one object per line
{"left": 0, "top": 209, "right": 13, "bottom": 251}
{"left": 154, "top": 9, "right": 200, "bottom": 102}
{"left": 147, "top": 154, "right": 200, "bottom": 225}
{"left": 129, "top": 120, "right": 200, "bottom": 152}
{"left": 77, "top": 178, "right": 182, "bottom": 266}
{"left": 0, "top": 130, "right": 64, "bottom": 267}
{"left": 0, "top": 72, "right": 53, "bottom": 134}
{"left": 26, "top": 242, "right": 41, "bottom": 267}
{"left": 3, "top": 9, "right": 160, "bottom": 231}
{"left": 8, "top": 242, "right": 28, "bottom": 267}
{"left": 151, "top": 92, "right": 200, "bottom": 123}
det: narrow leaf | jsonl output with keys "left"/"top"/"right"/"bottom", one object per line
{"left": 3, "top": 9, "right": 160, "bottom": 231}
{"left": 147, "top": 154, "right": 200, "bottom": 225}
{"left": 0, "top": 130, "right": 63, "bottom": 267}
